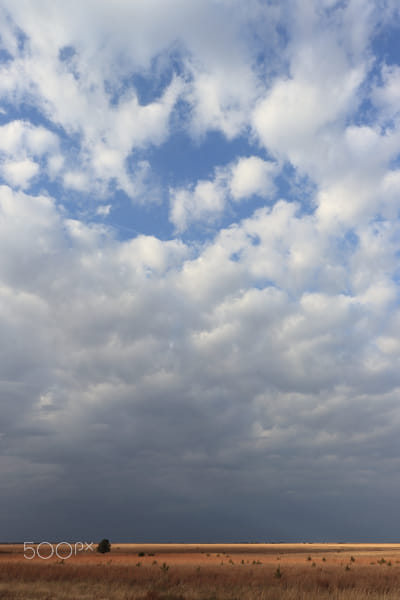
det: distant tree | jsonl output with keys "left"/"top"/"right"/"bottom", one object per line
{"left": 97, "top": 539, "right": 111, "bottom": 554}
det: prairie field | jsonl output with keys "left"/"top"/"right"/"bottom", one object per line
{"left": 2, "top": 543, "right": 400, "bottom": 599}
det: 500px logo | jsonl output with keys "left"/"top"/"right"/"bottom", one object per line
{"left": 24, "top": 541, "right": 94, "bottom": 560}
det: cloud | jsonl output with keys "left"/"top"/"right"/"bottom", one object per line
{"left": 2, "top": 0, "right": 400, "bottom": 542}
{"left": 0, "top": 0, "right": 270, "bottom": 202}
{"left": 252, "top": 28, "right": 366, "bottom": 168}
{"left": 372, "top": 64, "right": 400, "bottom": 124}
{"left": 0, "top": 120, "right": 58, "bottom": 156}
{"left": 63, "top": 170, "right": 89, "bottom": 191}
{"left": 0, "top": 120, "right": 59, "bottom": 188}
{"left": 2, "top": 172, "right": 400, "bottom": 540}
{"left": 0, "top": 3, "right": 185, "bottom": 200}
{"left": 170, "top": 156, "right": 278, "bottom": 231}
{"left": 229, "top": 156, "right": 277, "bottom": 201}
{"left": 2, "top": 159, "right": 39, "bottom": 188}
{"left": 96, "top": 204, "right": 111, "bottom": 216}
{"left": 170, "top": 175, "right": 227, "bottom": 233}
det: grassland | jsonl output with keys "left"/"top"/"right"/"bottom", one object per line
{"left": 1, "top": 543, "right": 400, "bottom": 598}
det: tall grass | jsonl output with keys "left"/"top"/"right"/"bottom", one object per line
{"left": 1, "top": 559, "right": 400, "bottom": 599}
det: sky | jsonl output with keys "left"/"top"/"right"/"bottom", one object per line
{"left": 1, "top": 0, "right": 400, "bottom": 543}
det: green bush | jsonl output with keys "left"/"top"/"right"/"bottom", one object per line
{"left": 275, "top": 565, "right": 282, "bottom": 579}
{"left": 97, "top": 539, "right": 111, "bottom": 554}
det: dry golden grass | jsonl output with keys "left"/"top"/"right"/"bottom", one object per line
{"left": 2, "top": 543, "right": 400, "bottom": 599}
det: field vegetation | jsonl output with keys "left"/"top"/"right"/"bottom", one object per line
{"left": 1, "top": 543, "right": 400, "bottom": 599}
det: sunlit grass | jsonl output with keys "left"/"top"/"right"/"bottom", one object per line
{"left": 2, "top": 544, "right": 400, "bottom": 599}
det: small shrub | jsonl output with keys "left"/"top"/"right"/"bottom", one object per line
{"left": 160, "top": 562, "right": 169, "bottom": 573}
{"left": 275, "top": 565, "right": 282, "bottom": 579}
{"left": 97, "top": 539, "right": 111, "bottom": 554}
{"left": 350, "top": 556, "right": 355, "bottom": 562}
{"left": 138, "top": 551, "right": 145, "bottom": 557}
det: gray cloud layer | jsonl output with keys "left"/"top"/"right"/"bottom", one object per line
{"left": 1, "top": 0, "right": 400, "bottom": 542}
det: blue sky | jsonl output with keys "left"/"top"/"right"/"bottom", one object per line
{"left": 2, "top": 0, "right": 400, "bottom": 543}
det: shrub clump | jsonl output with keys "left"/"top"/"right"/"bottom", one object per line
{"left": 97, "top": 539, "right": 111, "bottom": 554}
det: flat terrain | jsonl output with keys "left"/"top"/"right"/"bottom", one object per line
{"left": 2, "top": 542, "right": 400, "bottom": 598}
